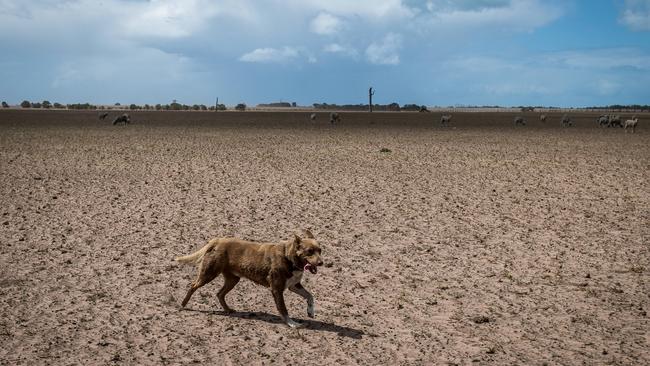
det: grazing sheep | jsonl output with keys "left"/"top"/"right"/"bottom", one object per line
{"left": 440, "top": 114, "right": 452, "bottom": 126}
{"left": 514, "top": 116, "right": 526, "bottom": 126}
{"left": 609, "top": 115, "right": 622, "bottom": 128}
{"left": 329, "top": 112, "right": 340, "bottom": 124}
{"left": 598, "top": 115, "right": 610, "bottom": 127}
{"left": 98, "top": 112, "right": 109, "bottom": 120}
{"left": 539, "top": 114, "right": 547, "bottom": 123}
{"left": 623, "top": 117, "right": 638, "bottom": 133}
{"left": 561, "top": 114, "right": 573, "bottom": 127}
{"left": 310, "top": 113, "right": 317, "bottom": 122}
{"left": 112, "top": 113, "right": 131, "bottom": 125}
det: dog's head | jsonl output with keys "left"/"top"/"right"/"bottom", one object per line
{"left": 287, "top": 229, "right": 323, "bottom": 274}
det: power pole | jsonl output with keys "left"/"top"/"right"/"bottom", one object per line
{"left": 369, "top": 87, "right": 374, "bottom": 112}
{"left": 215, "top": 97, "right": 219, "bottom": 111}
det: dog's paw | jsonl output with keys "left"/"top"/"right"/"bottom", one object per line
{"left": 286, "top": 319, "right": 305, "bottom": 329}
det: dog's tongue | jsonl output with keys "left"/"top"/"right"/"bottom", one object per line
{"left": 304, "top": 263, "right": 317, "bottom": 274}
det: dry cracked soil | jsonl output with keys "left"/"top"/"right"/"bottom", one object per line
{"left": 1, "top": 110, "right": 648, "bottom": 365}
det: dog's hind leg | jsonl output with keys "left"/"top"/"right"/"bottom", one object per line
{"left": 181, "top": 260, "right": 221, "bottom": 308}
{"left": 289, "top": 283, "right": 315, "bottom": 318}
{"left": 217, "top": 273, "right": 240, "bottom": 313}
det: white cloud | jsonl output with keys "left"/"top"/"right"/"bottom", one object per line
{"left": 239, "top": 46, "right": 300, "bottom": 63}
{"left": 310, "top": 12, "right": 343, "bottom": 35}
{"left": 119, "top": 0, "right": 220, "bottom": 39}
{"left": 365, "top": 33, "right": 402, "bottom": 65}
{"left": 619, "top": 0, "right": 650, "bottom": 31}
{"left": 286, "top": 0, "right": 415, "bottom": 20}
{"left": 323, "top": 43, "right": 359, "bottom": 58}
{"left": 416, "top": 0, "right": 563, "bottom": 33}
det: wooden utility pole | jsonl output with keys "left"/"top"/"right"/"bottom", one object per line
{"left": 369, "top": 87, "right": 374, "bottom": 112}
{"left": 215, "top": 97, "right": 219, "bottom": 111}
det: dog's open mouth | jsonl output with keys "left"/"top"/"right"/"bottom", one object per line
{"left": 304, "top": 263, "right": 318, "bottom": 274}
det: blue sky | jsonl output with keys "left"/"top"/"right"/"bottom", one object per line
{"left": 1, "top": 0, "right": 649, "bottom": 107}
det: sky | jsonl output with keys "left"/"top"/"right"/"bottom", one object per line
{"left": 0, "top": 0, "right": 649, "bottom": 107}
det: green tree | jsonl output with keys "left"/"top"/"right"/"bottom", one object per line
{"left": 21, "top": 100, "right": 31, "bottom": 108}
{"left": 235, "top": 103, "right": 246, "bottom": 111}
{"left": 42, "top": 100, "right": 52, "bottom": 109}
{"left": 1, "top": 101, "right": 9, "bottom": 108}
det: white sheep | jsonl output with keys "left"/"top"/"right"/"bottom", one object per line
{"left": 440, "top": 114, "right": 452, "bottom": 126}
{"left": 597, "top": 115, "right": 609, "bottom": 127}
{"left": 514, "top": 116, "right": 526, "bottom": 126}
{"left": 329, "top": 112, "right": 340, "bottom": 124}
{"left": 623, "top": 117, "right": 638, "bottom": 133}
{"left": 609, "top": 115, "right": 622, "bottom": 128}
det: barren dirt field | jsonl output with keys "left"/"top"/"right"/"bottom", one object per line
{"left": 1, "top": 110, "right": 648, "bottom": 365}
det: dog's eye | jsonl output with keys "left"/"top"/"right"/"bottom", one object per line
{"left": 305, "top": 249, "right": 313, "bottom": 255}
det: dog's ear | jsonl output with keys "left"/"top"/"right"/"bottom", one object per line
{"left": 303, "top": 229, "right": 314, "bottom": 239}
{"left": 286, "top": 234, "right": 300, "bottom": 257}
{"left": 292, "top": 233, "right": 303, "bottom": 248}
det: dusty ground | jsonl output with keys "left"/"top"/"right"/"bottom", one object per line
{"left": 0, "top": 110, "right": 648, "bottom": 365}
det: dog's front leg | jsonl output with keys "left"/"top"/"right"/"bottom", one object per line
{"left": 289, "top": 283, "right": 315, "bottom": 318}
{"left": 271, "top": 287, "right": 304, "bottom": 328}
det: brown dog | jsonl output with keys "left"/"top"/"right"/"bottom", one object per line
{"left": 175, "top": 230, "right": 323, "bottom": 328}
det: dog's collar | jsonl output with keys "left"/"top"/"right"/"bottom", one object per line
{"left": 285, "top": 257, "right": 301, "bottom": 272}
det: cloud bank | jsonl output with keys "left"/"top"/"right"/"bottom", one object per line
{"left": 0, "top": 1, "right": 648, "bottom": 106}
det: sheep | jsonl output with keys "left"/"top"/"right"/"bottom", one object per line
{"left": 112, "top": 113, "right": 131, "bottom": 125}
{"left": 329, "top": 112, "right": 340, "bottom": 124}
{"left": 623, "top": 117, "right": 638, "bottom": 133}
{"left": 540, "top": 114, "right": 547, "bottom": 123}
{"left": 310, "top": 113, "right": 317, "bottom": 122}
{"left": 98, "top": 112, "right": 109, "bottom": 120}
{"left": 597, "top": 115, "right": 609, "bottom": 127}
{"left": 561, "top": 114, "right": 573, "bottom": 127}
{"left": 514, "top": 116, "right": 526, "bottom": 126}
{"left": 609, "top": 115, "right": 622, "bottom": 128}
{"left": 440, "top": 114, "right": 452, "bottom": 127}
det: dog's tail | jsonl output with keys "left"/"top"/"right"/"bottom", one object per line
{"left": 175, "top": 240, "right": 216, "bottom": 266}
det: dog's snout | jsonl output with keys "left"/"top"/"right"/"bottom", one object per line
{"left": 317, "top": 259, "right": 323, "bottom": 266}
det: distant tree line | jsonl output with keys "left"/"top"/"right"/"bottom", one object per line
{"left": 312, "top": 102, "right": 427, "bottom": 111}
{"left": 256, "top": 102, "right": 297, "bottom": 108}
{"left": 150, "top": 102, "right": 225, "bottom": 111}
{"left": 587, "top": 104, "right": 650, "bottom": 112}
{"left": 18, "top": 100, "right": 67, "bottom": 109}
{"left": 4, "top": 100, "right": 649, "bottom": 112}
{"left": 11, "top": 100, "right": 228, "bottom": 111}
